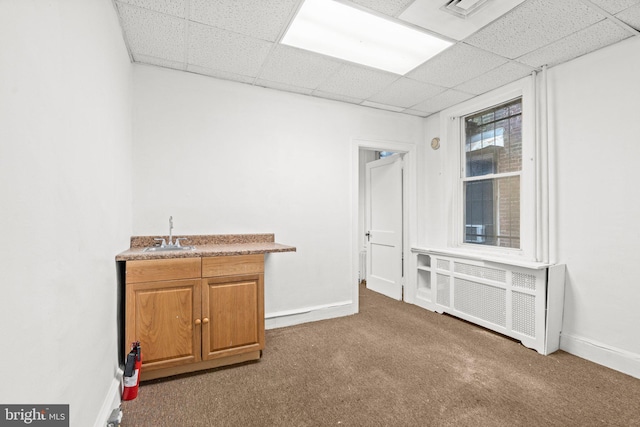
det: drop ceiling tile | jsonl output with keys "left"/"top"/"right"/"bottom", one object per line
{"left": 588, "top": 0, "right": 640, "bottom": 14}
{"left": 411, "top": 89, "right": 475, "bottom": 113}
{"left": 133, "top": 53, "right": 186, "bottom": 70}
{"left": 366, "top": 78, "right": 446, "bottom": 108}
{"left": 186, "top": 65, "right": 256, "bottom": 84}
{"left": 117, "top": 0, "right": 185, "bottom": 17}
{"left": 315, "top": 64, "right": 400, "bottom": 99}
{"left": 188, "top": 22, "right": 273, "bottom": 77}
{"left": 455, "top": 61, "right": 534, "bottom": 95}
{"left": 312, "top": 91, "right": 365, "bottom": 105}
{"left": 407, "top": 43, "right": 508, "bottom": 88}
{"left": 348, "top": 0, "right": 416, "bottom": 17}
{"left": 616, "top": 3, "right": 640, "bottom": 29}
{"left": 189, "top": 0, "right": 299, "bottom": 42}
{"left": 465, "top": 0, "right": 605, "bottom": 58}
{"left": 116, "top": 2, "right": 185, "bottom": 62}
{"left": 518, "top": 19, "right": 632, "bottom": 68}
{"left": 257, "top": 45, "right": 344, "bottom": 90}
{"left": 254, "top": 79, "right": 314, "bottom": 96}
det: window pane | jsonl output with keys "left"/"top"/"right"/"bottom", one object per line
{"left": 465, "top": 179, "right": 495, "bottom": 245}
{"left": 493, "top": 104, "right": 511, "bottom": 120}
{"left": 464, "top": 176, "right": 520, "bottom": 249}
{"left": 463, "top": 98, "right": 522, "bottom": 250}
{"left": 465, "top": 99, "right": 522, "bottom": 177}
{"left": 496, "top": 176, "right": 520, "bottom": 249}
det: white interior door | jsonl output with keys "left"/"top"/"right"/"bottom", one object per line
{"left": 365, "top": 154, "right": 403, "bottom": 300}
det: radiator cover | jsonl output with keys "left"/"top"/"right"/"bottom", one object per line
{"left": 412, "top": 249, "right": 565, "bottom": 355}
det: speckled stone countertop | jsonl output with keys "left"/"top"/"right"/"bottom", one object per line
{"left": 116, "top": 233, "right": 296, "bottom": 261}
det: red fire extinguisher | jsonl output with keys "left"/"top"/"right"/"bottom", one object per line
{"left": 122, "top": 341, "right": 141, "bottom": 401}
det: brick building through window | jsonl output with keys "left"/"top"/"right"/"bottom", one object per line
{"left": 463, "top": 98, "right": 522, "bottom": 249}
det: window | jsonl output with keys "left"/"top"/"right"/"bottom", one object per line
{"left": 440, "top": 77, "right": 541, "bottom": 262}
{"left": 463, "top": 99, "right": 522, "bottom": 249}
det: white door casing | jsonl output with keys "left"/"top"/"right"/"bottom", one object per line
{"left": 365, "top": 154, "right": 403, "bottom": 300}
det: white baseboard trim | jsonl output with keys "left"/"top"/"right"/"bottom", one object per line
{"left": 560, "top": 333, "right": 640, "bottom": 379}
{"left": 93, "top": 370, "right": 122, "bottom": 427}
{"left": 265, "top": 300, "right": 354, "bottom": 329}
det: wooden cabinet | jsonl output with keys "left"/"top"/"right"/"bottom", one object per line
{"left": 202, "top": 274, "right": 264, "bottom": 359}
{"left": 125, "top": 255, "right": 265, "bottom": 380}
{"left": 201, "top": 254, "right": 264, "bottom": 361}
{"left": 126, "top": 278, "right": 201, "bottom": 371}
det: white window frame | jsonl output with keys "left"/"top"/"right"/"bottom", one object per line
{"left": 441, "top": 78, "right": 539, "bottom": 262}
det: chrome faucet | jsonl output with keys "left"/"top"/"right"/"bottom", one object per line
{"left": 160, "top": 216, "right": 188, "bottom": 248}
{"left": 153, "top": 216, "right": 175, "bottom": 247}
{"left": 145, "top": 216, "right": 193, "bottom": 252}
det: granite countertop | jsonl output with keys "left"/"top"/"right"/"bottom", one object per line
{"left": 116, "top": 233, "right": 296, "bottom": 261}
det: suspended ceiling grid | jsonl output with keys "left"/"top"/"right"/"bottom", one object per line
{"left": 114, "top": 0, "right": 640, "bottom": 117}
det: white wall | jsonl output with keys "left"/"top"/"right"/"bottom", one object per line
{"left": 0, "top": 1, "right": 132, "bottom": 425}
{"left": 422, "top": 36, "right": 640, "bottom": 378}
{"left": 131, "top": 65, "right": 423, "bottom": 323}
{"left": 549, "top": 36, "right": 640, "bottom": 377}
{"left": 420, "top": 114, "right": 446, "bottom": 248}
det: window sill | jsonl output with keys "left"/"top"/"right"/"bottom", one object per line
{"left": 410, "top": 246, "right": 552, "bottom": 270}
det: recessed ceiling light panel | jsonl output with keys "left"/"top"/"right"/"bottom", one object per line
{"left": 281, "top": 0, "right": 453, "bottom": 75}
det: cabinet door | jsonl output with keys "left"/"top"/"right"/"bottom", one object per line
{"left": 201, "top": 274, "right": 264, "bottom": 360}
{"left": 126, "top": 279, "right": 201, "bottom": 372}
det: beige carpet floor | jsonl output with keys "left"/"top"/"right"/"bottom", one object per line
{"left": 121, "top": 284, "right": 640, "bottom": 426}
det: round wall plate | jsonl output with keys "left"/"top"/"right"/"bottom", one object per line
{"left": 431, "top": 137, "right": 440, "bottom": 150}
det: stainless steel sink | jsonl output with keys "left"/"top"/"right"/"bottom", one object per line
{"left": 143, "top": 245, "right": 196, "bottom": 252}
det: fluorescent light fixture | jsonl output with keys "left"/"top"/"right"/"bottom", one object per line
{"left": 281, "top": 0, "right": 453, "bottom": 75}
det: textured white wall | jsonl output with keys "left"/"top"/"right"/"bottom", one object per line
{"left": 422, "top": 36, "right": 640, "bottom": 377}
{"left": 549, "top": 36, "right": 640, "bottom": 377}
{"left": 420, "top": 114, "right": 446, "bottom": 248}
{"left": 0, "top": 1, "right": 132, "bottom": 425}
{"left": 131, "top": 65, "right": 423, "bottom": 318}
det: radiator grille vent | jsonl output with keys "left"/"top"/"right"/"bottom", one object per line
{"left": 437, "top": 259, "right": 450, "bottom": 271}
{"left": 512, "top": 291, "right": 536, "bottom": 337}
{"left": 417, "top": 253, "right": 556, "bottom": 355}
{"left": 513, "top": 272, "right": 536, "bottom": 290}
{"left": 436, "top": 274, "right": 450, "bottom": 307}
{"left": 455, "top": 262, "right": 506, "bottom": 283}
{"left": 454, "top": 278, "right": 506, "bottom": 327}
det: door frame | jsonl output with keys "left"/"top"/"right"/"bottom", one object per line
{"left": 351, "top": 138, "right": 417, "bottom": 314}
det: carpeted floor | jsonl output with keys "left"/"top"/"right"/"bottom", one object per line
{"left": 121, "top": 284, "right": 640, "bottom": 426}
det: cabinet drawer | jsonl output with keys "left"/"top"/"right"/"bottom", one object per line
{"left": 126, "top": 258, "right": 201, "bottom": 284}
{"left": 202, "top": 254, "right": 264, "bottom": 278}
